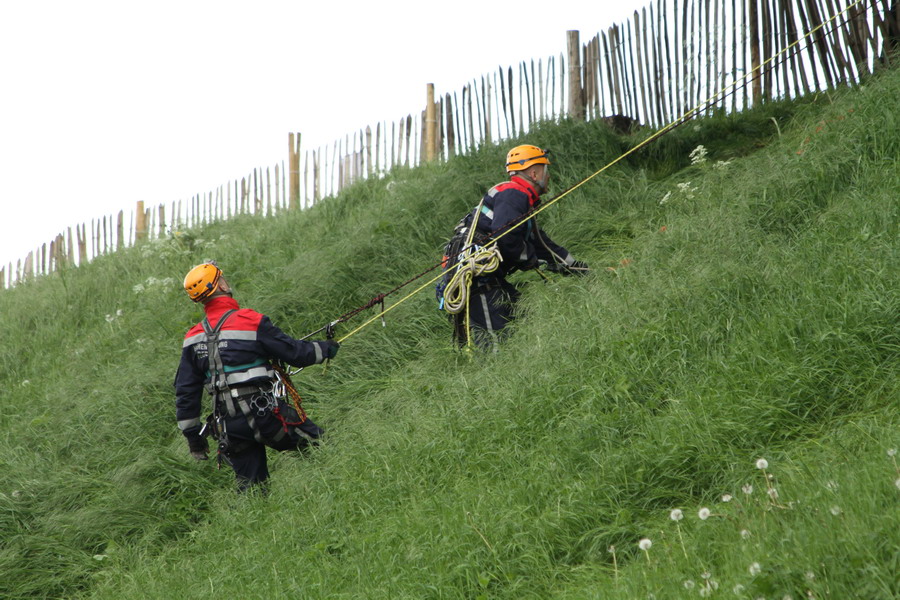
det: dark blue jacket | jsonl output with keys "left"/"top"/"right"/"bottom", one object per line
{"left": 174, "top": 296, "right": 331, "bottom": 437}
{"left": 471, "top": 176, "right": 574, "bottom": 276}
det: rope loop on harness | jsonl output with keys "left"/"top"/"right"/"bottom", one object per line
{"left": 442, "top": 245, "right": 502, "bottom": 315}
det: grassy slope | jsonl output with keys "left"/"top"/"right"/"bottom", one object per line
{"left": 0, "top": 66, "right": 897, "bottom": 599}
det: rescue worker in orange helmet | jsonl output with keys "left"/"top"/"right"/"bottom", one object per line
{"left": 437, "top": 145, "right": 588, "bottom": 349}
{"left": 175, "top": 262, "right": 339, "bottom": 492}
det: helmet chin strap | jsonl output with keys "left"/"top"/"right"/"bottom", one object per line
{"left": 516, "top": 170, "right": 547, "bottom": 195}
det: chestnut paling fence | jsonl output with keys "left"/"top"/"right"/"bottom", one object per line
{"left": 2, "top": 0, "right": 897, "bottom": 289}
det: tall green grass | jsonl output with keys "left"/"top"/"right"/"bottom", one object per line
{"left": 0, "top": 67, "right": 897, "bottom": 599}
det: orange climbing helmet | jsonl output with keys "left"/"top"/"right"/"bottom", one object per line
{"left": 183, "top": 262, "right": 222, "bottom": 302}
{"left": 505, "top": 144, "right": 550, "bottom": 173}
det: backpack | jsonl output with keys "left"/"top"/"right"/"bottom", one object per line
{"left": 435, "top": 211, "right": 489, "bottom": 310}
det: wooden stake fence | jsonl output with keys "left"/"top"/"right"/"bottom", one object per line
{"left": 3, "top": 0, "right": 895, "bottom": 290}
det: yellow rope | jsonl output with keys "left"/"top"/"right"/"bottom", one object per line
{"left": 441, "top": 245, "right": 502, "bottom": 315}
{"left": 336, "top": 0, "right": 864, "bottom": 345}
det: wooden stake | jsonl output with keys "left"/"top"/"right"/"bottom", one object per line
{"left": 566, "top": 30, "right": 584, "bottom": 119}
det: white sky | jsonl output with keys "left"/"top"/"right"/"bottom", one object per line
{"left": 0, "top": 0, "right": 647, "bottom": 270}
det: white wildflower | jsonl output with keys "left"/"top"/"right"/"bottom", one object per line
{"left": 830, "top": 506, "right": 842, "bottom": 516}
{"left": 698, "top": 507, "right": 711, "bottom": 520}
{"left": 684, "top": 580, "right": 696, "bottom": 589}
{"left": 670, "top": 508, "right": 684, "bottom": 521}
{"left": 689, "top": 145, "right": 708, "bottom": 165}
{"left": 756, "top": 458, "right": 769, "bottom": 470}
{"left": 740, "top": 529, "right": 751, "bottom": 540}
{"left": 676, "top": 181, "right": 697, "bottom": 199}
{"left": 132, "top": 283, "right": 145, "bottom": 293}
{"left": 638, "top": 538, "right": 652, "bottom": 551}
{"left": 742, "top": 484, "right": 754, "bottom": 495}
{"left": 749, "top": 562, "right": 762, "bottom": 576}
{"left": 660, "top": 191, "right": 672, "bottom": 205}
{"left": 713, "top": 160, "right": 732, "bottom": 170}
{"left": 721, "top": 494, "right": 733, "bottom": 502}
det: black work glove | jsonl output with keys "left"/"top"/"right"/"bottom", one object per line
{"left": 547, "top": 260, "right": 590, "bottom": 276}
{"left": 186, "top": 434, "right": 209, "bottom": 461}
{"left": 323, "top": 339, "right": 340, "bottom": 360}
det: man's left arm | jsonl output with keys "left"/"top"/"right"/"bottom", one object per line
{"left": 534, "top": 227, "right": 589, "bottom": 275}
{"left": 174, "top": 347, "right": 209, "bottom": 460}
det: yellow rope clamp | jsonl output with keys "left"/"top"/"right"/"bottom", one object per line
{"left": 334, "top": 0, "right": 865, "bottom": 347}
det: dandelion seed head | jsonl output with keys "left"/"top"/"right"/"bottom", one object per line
{"left": 895, "top": 478, "right": 900, "bottom": 490}
{"left": 741, "top": 529, "right": 751, "bottom": 540}
{"left": 749, "top": 562, "right": 762, "bottom": 576}
{"left": 756, "top": 458, "right": 769, "bottom": 470}
{"left": 733, "top": 583, "right": 746, "bottom": 594}
{"left": 698, "top": 507, "right": 711, "bottom": 520}
{"left": 92, "top": 554, "right": 107, "bottom": 561}
{"left": 683, "top": 580, "right": 696, "bottom": 589}
{"left": 116, "top": 309, "right": 123, "bottom": 317}
{"left": 742, "top": 484, "right": 754, "bottom": 495}
{"left": 782, "top": 595, "right": 794, "bottom": 600}
{"left": 21, "top": 380, "right": 30, "bottom": 386}
{"left": 670, "top": 508, "right": 684, "bottom": 521}
{"left": 608, "top": 545, "right": 616, "bottom": 553}
{"left": 701, "top": 571, "right": 711, "bottom": 580}
{"left": 830, "top": 505, "right": 842, "bottom": 516}
{"left": 888, "top": 448, "right": 897, "bottom": 457}
{"left": 699, "top": 587, "right": 711, "bottom": 597}
{"left": 805, "top": 571, "right": 816, "bottom": 581}
{"left": 721, "top": 494, "right": 733, "bottom": 502}
{"left": 638, "top": 538, "right": 652, "bottom": 551}
{"left": 826, "top": 480, "right": 838, "bottom": 491}
{"left": 105, "top": 314, "right": 115, "bottom": 323}
{"left": 767, "top": 487, "right": 779, "bottom": 500}
{"left": 11, "top": 490, "right": 22, "bottom": 498}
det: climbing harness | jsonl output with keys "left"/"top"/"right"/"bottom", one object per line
{"left": 299, "top": 0, "right": 871, "bottom": 347}
{"left": 200, "top": 309, "right": 308, "bottom": 467}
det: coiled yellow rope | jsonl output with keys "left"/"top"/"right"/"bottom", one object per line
{"left": 441, "top": 245, "right": 502, "bottom": 315}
